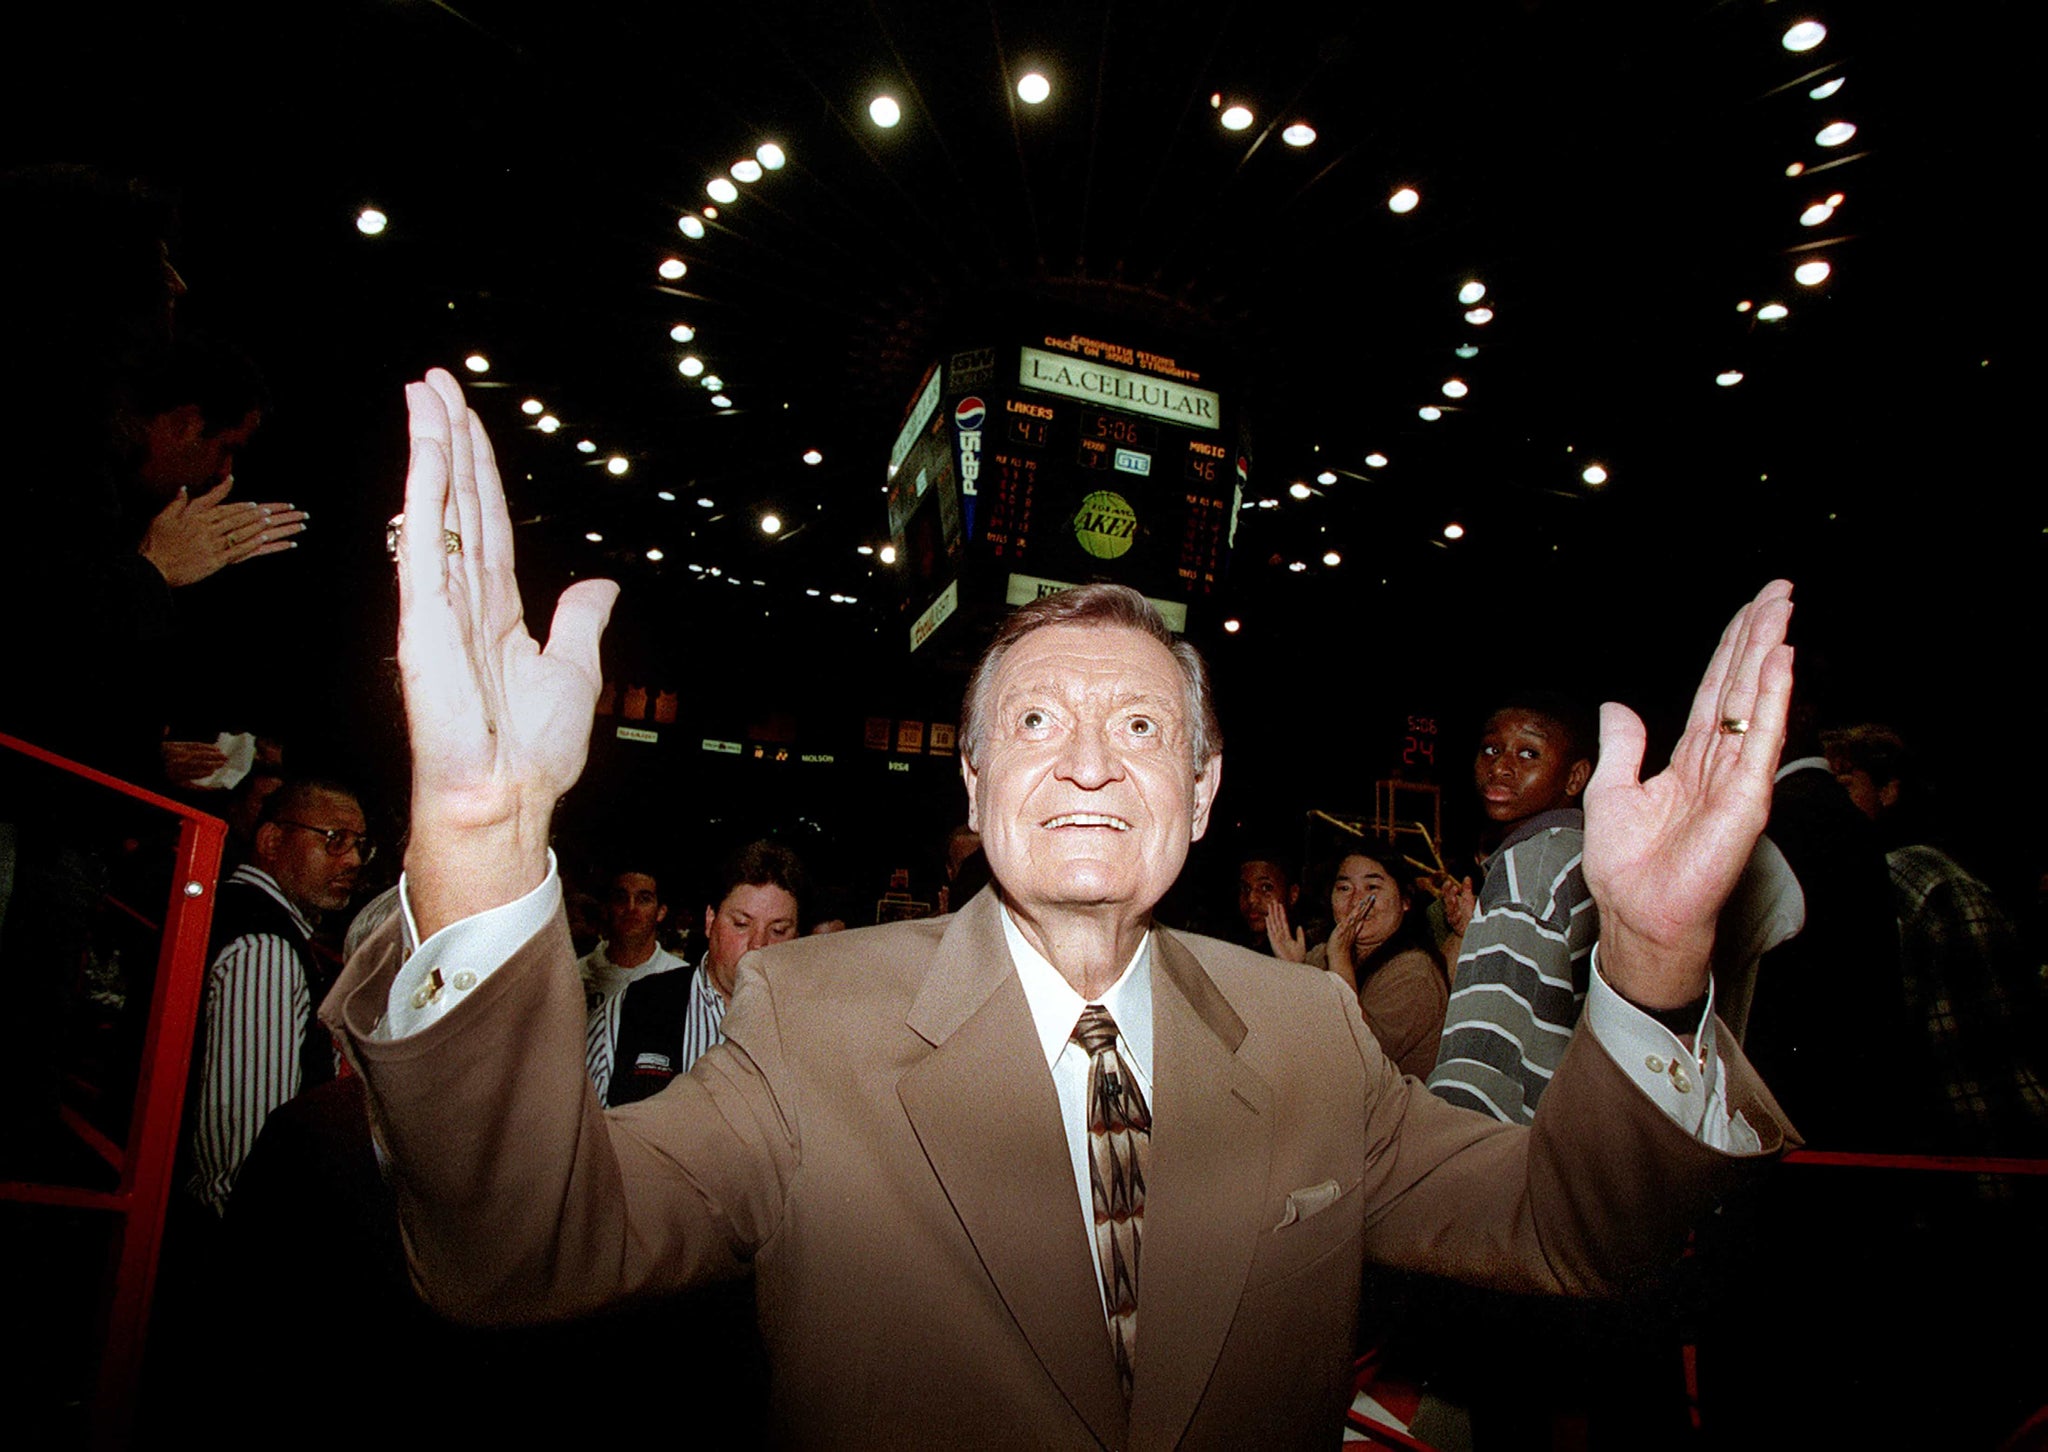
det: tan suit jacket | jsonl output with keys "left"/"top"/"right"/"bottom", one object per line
{"left": 327, "top": 886, "right": 1789, "bottom": 1450}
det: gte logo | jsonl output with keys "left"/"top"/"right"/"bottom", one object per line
{"left": 954, "top": 395, "right": 985, "bottom": 495}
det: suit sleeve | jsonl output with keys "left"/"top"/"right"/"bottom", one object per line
{"left": 323, "top": 904, "right": 796, "bottom": 1325}
{"left": 1352, "top": 993, "right": 1795, "bottom": 1296}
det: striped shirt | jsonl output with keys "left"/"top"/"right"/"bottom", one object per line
{"left": 1427, "top": 811, "right": 1598, "bottom": 1124}
{"left": 579, "top": 940, "right": 690, "bottom": 1101}
{"left": 186, "top": 865, "right": 326, "bottom": 1215}
{"left": 677, "top": 957, "right": 729, "bottom": 1075}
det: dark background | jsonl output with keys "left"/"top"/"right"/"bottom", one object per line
{"left": 6, "top": 0, "right": 2038, "bottom": 915}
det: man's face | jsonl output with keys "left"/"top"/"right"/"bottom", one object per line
{"left": 961, "top": 623, "right": 1220, "bottom": 927}
{"left": 703, "top": 881, "right": 800, "bottom": 997}
{"left": 1473, "top": 710, "right": 1590, "bottom": 824}
{"left": 254, "top": 788, "right": 366, "bottom": 916}
{"left": 604, "top": 872, "right": 667, "bottom": 951}
{"left": 1236, "top": 860, "right": 1296, "bottom": 938}
{"left": 137, "top": 406, "right": 261, "bottom": 499}
{"left": 1828, "top": 760, "right": 1895, "bottom": 823}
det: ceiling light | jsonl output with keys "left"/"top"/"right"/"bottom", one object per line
{"left": 537, "top": 415, "right": 560, "bottom": 433}
{"left": 712, "top": 395, "right": 733, "bottom": 408}
{"left": 464, "top": 353, "right": 490, "bottom": 373}
{"left": 806, "top": 588, "right": 820, "bottom": 597}
{"left": 731, "top": 159, "right": 763, "bottom": 184}
{"left": 1364, "top": 452, "right": 1388, "bottom": 468}
{"left": 658, "top": 258, "right": 687, "bottom": 280}
{"left": 760, "top": 513, "right": 782, "bottom": 535}
{"left": 1288, "top": 482, "right": 1312, "bottom": 499}
{"left": 1221, "top": 105, "right": 1253, "bottom": 131}
{"left": 856, "top": 544, "right": 874, "bottom": 555}
{"left": 521, "top": 398, "right": 544, "bottom": 415}
{"left": 646, "top": 548, "right": 664, "bottom": 562}
{"left": 701, "top": 375, "right": 724, "bottom": 390}
{"left": 1736, "top": 300, "right": 1754, "bottom": 313}
{"left": 1827, "top": 191, "right": 1845, "bottom": 207}
{"left": 697, "top": 497, "right": 715, "bottom": 508}
{"left": 607, "top": 456, "right": 630, "bottom": 475}
{"left": 870, "top": 95, "right": 901, "bottom": 128}
{"left": 1222, "top": 618, "right": 1241, "bottom": 634}
{"left": 706, "top": 177, "right": 739, "bottom": 205}
{"left": 1816, "top": 121, "right": 1856, "bottom": 147}
{"left": 1443, "top": 522, "right": 1465, "bottom": 540}
{"left": 1757, "top": 302, "right": 1789, "bottom": 321}
{"left": 1582, "top": 464, "right": 1608, "bottom": 485}
{"left": 1716, "top": 370, "right": 1745, "bottom": 386}
{"left": 1809, "top": 77, "right": 1845, "bottom": 100}
{"left": 1442, "top": 379, "right": 1468, "bottom": 398}
{"left": 702, "top": 205, "right": 718, "bottom": 219}
{"left": 1794, "top": 259, "right": 1832, "bottom": 286}
{"left": 679, "top": 356, "right": 704, "bottom": 377}
{"left": 1418, "top": 405, "right": 1442, "bottom": 421}
{"left": 577, "top": 439, "right": 597, "bottom": 453}
{"left": 656, "top": 489, "right": 676, "bottom": 501}
{"left": 1322, "top": 550, "right": 1342, "bottom": 566}
{"left": 356, "top": 207, "right": 388, "bottom": 236}
{"left": 1800, "top": 202, "right": 1835, "bottom": 226}
{"left": 708, "top": 567, "right": 722, "bottom": 576}
{"left": 1458, "top": 281, "right": 1486, "bottom": 304}
{"left": 1017, "top": 72, "right": 1050, "bottom": 104}
{"left": 1464, "top": 307, "right": 1493, "bottom": 325}
{"left": 1316, "top": 470, "right": 1337, "bottom": 484}
{"left": 1455, "top": 344, "right": 1478, "bottom": 359}
{"left": 584, "top": 531, "right": 603, "bottom": 543}
{"left": 1287, "top": 560, "right": 1307, "bottom": 573}
{"left": 1785, "top": 161, "right": 1806, "bottom": 177}
{"left": 670, "top": 323, "right": 695, "bottom": 342}
{"left": 1258, "top": 498, "right": 1279, "bottom": 509}
{"left": 757, "top": 142, "right": 786, "bottom": 170}
{"left": 678, "top": 214, "right": 705, "bottom": 239}
{"left": 879, "top": 545, "right": 898, "bottom": 564}
{"left": 1387, "top": 186, "right": 1419, "bottom": 213}
{"left": 802, "top": 449, "right": 823, "bottom": 465}
{"left": 1782, "top": 20, "right": 1826, "bottom": 51}
{"left": 1282, "top": 123, "right": 1317, "bottom": 147}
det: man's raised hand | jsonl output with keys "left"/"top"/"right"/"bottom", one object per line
{"left": 398, "top": 369, "right": 618, "bottom": 937}
{"left": 1582, "top": 580, "right": 1794, "bottom": 1011}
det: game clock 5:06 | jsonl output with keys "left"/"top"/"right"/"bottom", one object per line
{"left": 1401, "top": 714, "right": 1438, "bottom": 771}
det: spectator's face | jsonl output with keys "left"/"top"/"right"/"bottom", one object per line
{"left": 138, "top": 406, "right": 261, "bottom": 499}
{"left": 255, "top": 789, "right": 366, "bottom": 915}
{"left": 604, "top": 873, "right": 666, "bottom": 950}
{"left": 1473, "top": 710, "right": 1590, "bottom": 824}
{"left": 1331, "top": 854, "right": 1406, "bottom": 929}
{"left": 1827, "top": 759, "right": 1893, "bottom": 822}
{"left": 963, "top": 623, "right": 1219, "bottom": 930}
{"left": 1236, "top": 861, "right": 1296, "bottom": 937}
{"left": 703, "top": 882, "right": 800, "bottom": 996}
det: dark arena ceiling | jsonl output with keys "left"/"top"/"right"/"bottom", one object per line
{"left": 7, "top": 1, "right": 2039, "bottom": 881}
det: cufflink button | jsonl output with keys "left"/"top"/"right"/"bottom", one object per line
{"left": 452, "top": 970, "right": 477, "bottom": 991}
{"left": 1644, "top": 1054, "right": 1666, "bottom": 1075}
{"left": 409, "top": 982, "right": 437, "bottom": 1010}
{"left": 1670, "top": 1067, "right": 1693, "bottom": 1094}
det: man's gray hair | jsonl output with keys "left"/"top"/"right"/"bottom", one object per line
{"left": 959, "top": 584, "right": 1223, "bottom": 768}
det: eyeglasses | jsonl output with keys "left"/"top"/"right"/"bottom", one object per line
{"left": 274, "top": 820, "right": 377, "bottom": 863}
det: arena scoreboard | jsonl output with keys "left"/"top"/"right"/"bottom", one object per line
{"left": 886, "top": 328, "right": 1248, "bottom": 654}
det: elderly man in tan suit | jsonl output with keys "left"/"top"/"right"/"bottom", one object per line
{"left": 328, "top": 370, "right": 1798, "bottom": 1448}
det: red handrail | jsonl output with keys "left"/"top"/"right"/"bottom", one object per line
{"left": 0, "top": 730, "right": 227, "bottom": 1448}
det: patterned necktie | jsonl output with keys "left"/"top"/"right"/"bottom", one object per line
{"left": 1073, "top": 1003, "right": 1151, "bottom": 1402}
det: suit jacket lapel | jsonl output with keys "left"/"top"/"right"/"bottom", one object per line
{"left": 897, "top": 889, "right": 1129, "bottom": 1448}
{"left": 1127, "top": 927, "right": 1275, "bottom": 1450}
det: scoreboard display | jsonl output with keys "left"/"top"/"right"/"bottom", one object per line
{"left": 887, "top": 329, "right": 1247, "bottom": 653}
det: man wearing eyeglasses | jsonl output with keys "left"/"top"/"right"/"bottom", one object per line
{"left": 185, "top": 776, "right": 369, "bottom": 1215}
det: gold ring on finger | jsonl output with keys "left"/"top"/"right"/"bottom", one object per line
{"left": 1719, "top": 717, "right": 1751, "bottom": 735}
{"left": 444, "top": 529, "right": 464, "bottom": 555}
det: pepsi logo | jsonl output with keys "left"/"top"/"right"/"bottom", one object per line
{"left": 954, "top": 396, "right": 986, "bottom": 430}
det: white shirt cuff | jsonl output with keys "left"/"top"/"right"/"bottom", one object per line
{"left": 1583, "top": 946, "right": 1762, "bottom": 1155}
{"left": 372, "top": 853, "right": 562, "bottom": 1041}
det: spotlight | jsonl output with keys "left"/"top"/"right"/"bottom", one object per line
{"left": 1716, "top": 370, "right": 1745, "bottom": 387}
{"left": 1322, "top": 550, "right": 1342, "bottom": 566}
{"left": 1582, "top": 464, "right": 1608, "bottom": 485}
{"left": 1418, "top": 406, "right": 1442, "bottom": 421}
{"left": 607, "top": 456, "right": 630, "bottom": 475}
{"left": 1794, "top": 259, "right": 1832, "bottom": 286}
{"left": 356, "top": 207, "right": 388, "bottom": 235}
{"left": 1364, "top": 453, "right": 1388, "bottom": 468}
{"left": 678, "top": 214, "right": 705, "bottom": 239}
{"left": 670, "top": 323, "right": 695, "bottom": 342}
{"left": 1223, "top": 618, "right": 1242, "bottom": 634}
{"left": 1816, "top": 121, "right": 1856, "bottom": 147}
{"left": 1810, "top": 77, "right": 1845, "bottom": 100}
{"left": 1288, "top": 482, "right": 1312, "bottom": 499}
{"left": 1221, "top": 105, "right": 1253, "bottom": 131}
{"left": 757, "top": 142, "right": 787, "bottom": 169}
{"left": 1317, "top": 470, "right": 1337, "bottom": 485}
{"left": 658, "top": 258, "right": 687, "bottom": 280}
{"left": 1387, "top": 186, "right": 1419, "bottom": 213}
{"left": 537, "top": 415, "right": 560, "bottom": 433}
{"left": 879, "top": 544, "right": 898, "bottom": 564}
{"left": 645, "top": 548, "right": 664, "bottom": 562}
{"left": 731, "top": 159, "right": 763, "bottom": 184}
{"left": 1458, "top": 281, "right": 1486, "bottom": 304}
{"left": 1464, "top": 307, "right": 1493, "bottom": 325}
{"left": 760, "top": 513, "right": 782, "bottom": 535}
{"left": 706, "top": 177, "right": 738, "bottom": 204}
{"left": 464, "top": 353, "right": 490, "bottom": 373}
{"left": 521, "top": 399, "right": 544, "bottom": 415}
{"left": 679, "top": 356, "right": 704, "bottom": 377}
{"left": 1281, "top": 123, "right": 1316, "bottom": 147}
{"left": 1442, "top": 379, "right": 1468, "bottom": 398}
{"left": 869, "top": 95, "right": 901, "bottom": 127}
{"left": 577, "top": 440, "right": 598, "bottom": 453}
{"left": 803, "top": 449, "right": 823, "bottom": 465}
{"left": 1757, "top": 302, "right": 1789, "bottom": 321}
{"left": 1782, "top": 20, "right": 1826, "bottom": 51}
{"left": 1018, "top": 72, "right": 1050, "bottom": 104}
{"left": 1443, "top": 522, "right": 1465, "bottom": 540}
{"left": 585, "top": 531, "right": 603, "bottom": 543}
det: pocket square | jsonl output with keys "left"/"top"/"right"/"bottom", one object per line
{"left": 1275, "top": 1179, "right": 1343, "bottom": 1229}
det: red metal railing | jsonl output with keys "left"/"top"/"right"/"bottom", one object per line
{"left": 0, "top": 731, "right": 226, "bottom": 1448}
